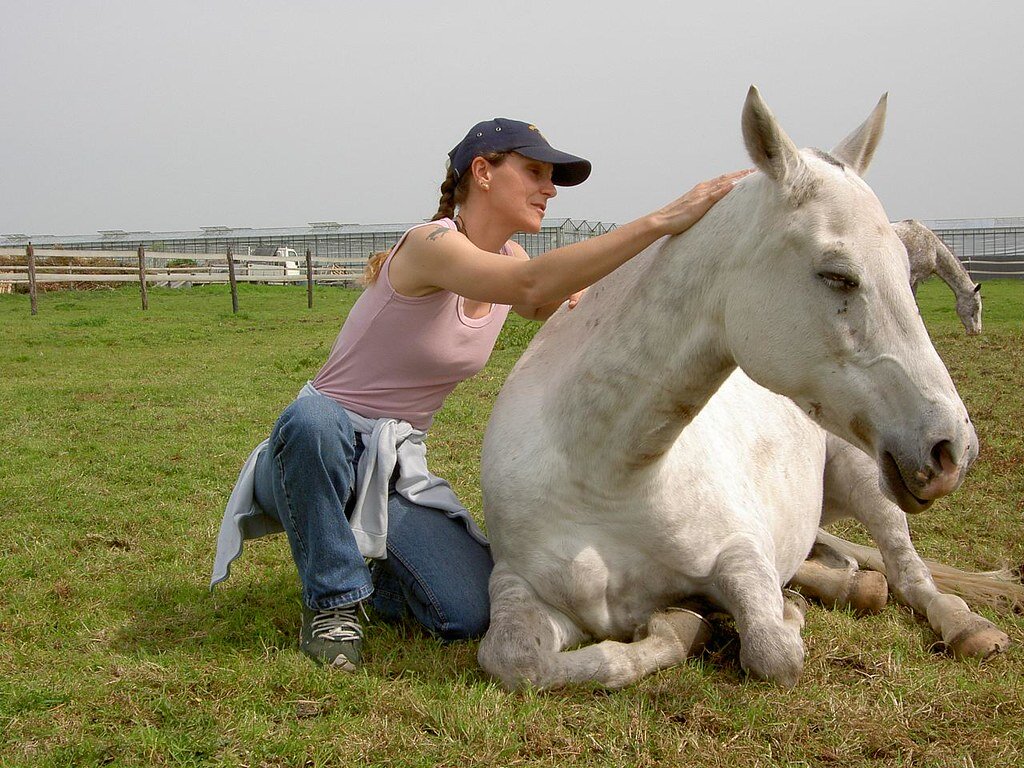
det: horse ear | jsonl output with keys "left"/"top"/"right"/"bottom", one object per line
{"left": 742, "top": 85, "right": 804, "bottom": 186}
{"left": 831, "top": 93, "right": 888, "bottom": 176}
{"left": 974, "top": 283, "right": 982, "bottom": 293}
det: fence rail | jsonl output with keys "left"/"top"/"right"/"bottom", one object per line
{"left": 0, "top": 245, "right": 368, "bottom": 314}
{"left": 0, "top": 247, "right": 364, "bottom": 284}
{"left": 957, "top": 259, "right": 1024, "bottom": 280}
{"left": 930, "top": 225, "right": 1024, "bottom": 280}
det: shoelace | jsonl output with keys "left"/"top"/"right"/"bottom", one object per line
{"left": 310, "top": 605, "right": 365, "bottom": 643}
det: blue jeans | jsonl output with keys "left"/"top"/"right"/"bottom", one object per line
{"left": 253, "top": 394, "right": 492, "bottom": 641}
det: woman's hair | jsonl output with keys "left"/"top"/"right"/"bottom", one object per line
{"left": 361, "top": 251, "right": 391, "bottom": 286}
{"left": 363, "top": 151, "right": 511, "bottom": 285}
{"left": 431, "top": 151, "right": 510, "bottom": 222}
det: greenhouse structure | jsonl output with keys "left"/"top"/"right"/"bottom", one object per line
{"left": 1, "top": 219, "right": 616, "bottom": 269}
{"left": 2, "top": 216, "right": 1022, "bottom": 280}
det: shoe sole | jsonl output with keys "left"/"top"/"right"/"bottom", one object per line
{"left": 329, "top": 656, "right": 359, "bottom": 672}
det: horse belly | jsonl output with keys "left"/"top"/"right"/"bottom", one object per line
{"left": 483, "top": 450, "right": 679, "bottom": 638}
{"left": 510, "top": 529, "right": 688, "bottom": 640}
{"left": 482, "top": 417, "right": 689, "bottom": 637}
{"left": 657, "top": 372, "right": 827, "bottom": 582}
{"left": 483, "top": 364, "right": 826, "bottom": 639}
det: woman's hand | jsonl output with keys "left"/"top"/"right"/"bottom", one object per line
{"left": 652, "top": 169, "right": 754, "bottom": 237}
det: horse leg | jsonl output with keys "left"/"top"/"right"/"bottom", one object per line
{"left": 541, "top": 606, "right": 713, "bottom": 690}
{"left": 478, "top": 564, "right": 711, "bottom": 690}
{"left": 820, "top": 435, "right": 1010, "bottom": 660}
{"left": 710, "top": 540, "right": 806, "bottom": 686}
{"left": 790, "top": 539, "right": 889, "bottom": 614}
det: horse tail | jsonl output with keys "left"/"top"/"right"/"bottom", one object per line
{"left": 815, "top": 530, "right": 1024, "bottom": 612}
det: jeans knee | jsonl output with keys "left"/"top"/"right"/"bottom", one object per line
{"left": 275, "top": 395, "right": 355, "bottom": 459}
{"left": 437, "top": 607, "right": 490, "bottom": 643}
{"left": 431, "top": 577, "right": 491, "bottom": 642}
{"left": 377, "top": 552, "right": 491, "bottom": 643}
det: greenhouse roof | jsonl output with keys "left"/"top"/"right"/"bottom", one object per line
{"left": 7, "top": 215, "right": 1019, "bottom": 249}
{"left": 0, "top": 218, "right": 610, "bottom": 247}
{"left": 922, "top": 216, "right": 1024, "bottom": 231}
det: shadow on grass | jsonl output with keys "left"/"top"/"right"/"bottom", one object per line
{"left": 110, "top": 568, "right": 490, "bottom": 682}
{"left": 111, "top": 570, "right": 300, "bottom": 655}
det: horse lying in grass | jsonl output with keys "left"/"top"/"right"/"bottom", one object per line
{"left": 892, "top": 218, "right": 982, "bottom": 335}
{"left": 478, "top": 87, "right": 1019, "bottom": 690}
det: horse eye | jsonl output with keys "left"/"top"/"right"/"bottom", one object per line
{"left": 818, "top": 271, "right": 859, "bottom": 291}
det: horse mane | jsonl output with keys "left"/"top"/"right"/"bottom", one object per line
{"left": 809, "top": 148, "right": 846, "bottom": 170}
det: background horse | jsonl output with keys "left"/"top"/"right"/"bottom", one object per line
{"left": 894, "top": 218, "right": 982, "bottom": 334}
{"left": 478, "top": 87, "right": 1017, "bottom": 691}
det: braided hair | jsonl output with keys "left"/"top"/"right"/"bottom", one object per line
{"left": 362, "top": 152, "right": 510, "bottom": 285}
{"left": 430, "top": 164, "right": 461, "bottom": 222}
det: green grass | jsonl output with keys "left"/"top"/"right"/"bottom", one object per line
{"left": 1, "top": 279, "right": 1022, "bottom": 767}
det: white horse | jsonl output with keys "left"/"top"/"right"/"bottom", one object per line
{"left": 893, "top": 218, "right": 982, "bottom": 335}
{"left": 478, "top": 87, "right": 1017, "bottom": 690}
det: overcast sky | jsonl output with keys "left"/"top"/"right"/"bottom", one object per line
{"left": 3, "top": 1, "right": 1021, "bottom": 237}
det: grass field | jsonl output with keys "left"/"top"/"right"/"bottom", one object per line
{"left": 1, "top": 279, "right": 1022, "bottom": 767}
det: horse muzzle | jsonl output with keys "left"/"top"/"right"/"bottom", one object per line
{"left": 878, "top": 425, "right": 978, "bottom": 514}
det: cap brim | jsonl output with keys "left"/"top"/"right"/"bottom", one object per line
{"left": 514, "top": 145, "right": 592, "bottom": 187}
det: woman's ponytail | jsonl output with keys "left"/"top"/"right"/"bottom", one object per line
{"left": 431, "top": 165, "right": 458, "bottom": 222}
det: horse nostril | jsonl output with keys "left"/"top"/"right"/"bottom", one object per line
{"left": 930, "top": 439, "right": 956, "bottom": 475}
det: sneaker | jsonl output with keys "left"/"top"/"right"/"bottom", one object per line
{"left": 300, "top": 604, "right": 364, "bottom": 671}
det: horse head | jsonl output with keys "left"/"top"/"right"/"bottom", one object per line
{"left": 722, "top": 86, "right": 977, "bottom": 513}
{"left": 959, "top": 283, "right": 983, "bottom": 335}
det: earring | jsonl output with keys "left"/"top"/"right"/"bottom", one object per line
{"left": 481, "top": 182, "right": 489, "bottom": 191}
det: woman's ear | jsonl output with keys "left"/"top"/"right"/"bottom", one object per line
{"left": 470, "top": 156, "right": 492, "bottom": 187}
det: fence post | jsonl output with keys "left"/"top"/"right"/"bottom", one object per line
{"left": 27, "top": 243, "right": 38, "bottom": 315}
{"left": 306, "top": 248, "right": 313, "bottom": 309}
{"left": 137, "top": 245, "right": 149, "bottom": 310}
{"left": 226, "top": 246, "right": 238, "bottom": 313}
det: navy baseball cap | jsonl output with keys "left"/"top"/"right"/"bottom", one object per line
{"left": 448, "top": 118, "right": 592, "bottom": 187}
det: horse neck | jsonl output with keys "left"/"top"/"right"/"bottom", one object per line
{"left": 930, "top": 233, "right": 974, "bottom": 296}
{"left": 547, "top": 209, "right": 742, "bottom": 475}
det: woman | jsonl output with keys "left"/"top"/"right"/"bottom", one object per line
{"left": 211, "top": 118, "right": 748, "bottom": 671}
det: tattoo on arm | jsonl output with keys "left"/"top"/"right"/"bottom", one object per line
{"left": 426, "top": 227, "right": 449, "bottom": 242}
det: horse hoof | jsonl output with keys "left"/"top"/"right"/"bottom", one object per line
{"left": 782, "top": 588, "right": 809, "bottom": 626}
{"left": 654, "top": 607, "right": 714, "bottom": 656}
{"left": 847, "top": 570, "right": 888, "bottom": 614}
{"left": 948, "top": 617, "right": 1012, "bottom": 661}
{"left": 790, "top": 560, "right": 888, "bottom": 614}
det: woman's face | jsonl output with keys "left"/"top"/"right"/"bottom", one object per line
{"left": 485, "top": 153, "right": 557, "bottom": 233}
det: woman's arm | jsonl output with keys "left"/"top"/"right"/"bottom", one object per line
{"left": 498, "top": 241, "right": 582, "bottom": 320}
{"left": 513, "top": 290, "right": 584, "bottom": 321}
{"left": 390, "top": 169, "right": 751, "bottom": 308}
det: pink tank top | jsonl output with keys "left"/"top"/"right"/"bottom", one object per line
{"left": 312, "top": 219, "right": 513, "bottom": 430}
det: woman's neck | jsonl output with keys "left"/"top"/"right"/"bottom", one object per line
{"left": 455, "top": 204, "right": 516, "bottom": 253}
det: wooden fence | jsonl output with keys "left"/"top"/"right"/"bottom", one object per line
{"left": 0, "top": 245, "right": 367, "bottom": 315}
